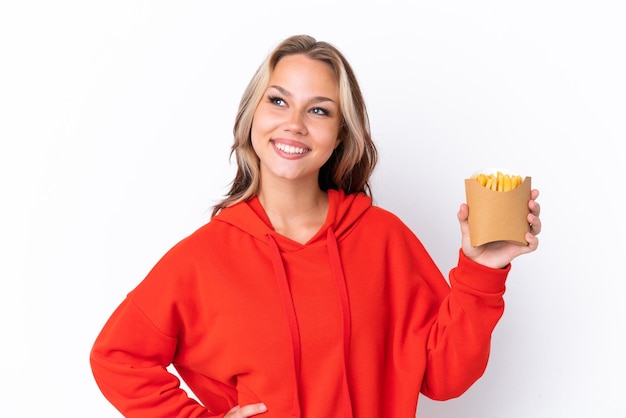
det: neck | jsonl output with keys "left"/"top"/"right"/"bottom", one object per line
{"left": 257, "top": 179, "right": 329, "bottom": 244}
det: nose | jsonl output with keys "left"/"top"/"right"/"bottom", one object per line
{"left": 283, "top": 109, "right": 307, "bottom": 135}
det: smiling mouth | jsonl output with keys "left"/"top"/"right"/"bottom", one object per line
{"left": 273, "top": 141, "right": 310, "bottom": 155}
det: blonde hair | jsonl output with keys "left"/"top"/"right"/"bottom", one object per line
{"left": 212, "top": 34, "right": 377, "bottom": 217}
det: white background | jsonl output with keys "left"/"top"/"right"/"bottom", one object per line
{"left": 1, "top": 1, "right": 624, "bottom": 417}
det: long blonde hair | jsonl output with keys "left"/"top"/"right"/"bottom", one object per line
{"left": 212, "top": 35, "right": 377, "bottom": 217}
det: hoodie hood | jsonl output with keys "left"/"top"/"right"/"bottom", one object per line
{"left": 213, "top": 189, "right": 371, "bottom": 417}
{"left": 214, "top": 189, "right": 372, "bottom": 249}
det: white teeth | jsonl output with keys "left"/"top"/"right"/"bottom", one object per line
{"left": 275, "top": 142, "right": 307, "bottom": 154}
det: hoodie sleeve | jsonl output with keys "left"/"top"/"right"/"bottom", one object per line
{"left": 89, "top": 234, "right": 230, "bottom": 418}
{"left": 90, "top": 297, "right": 217, "bottom": 418}
{"left": 420, "top": 249, "right": 508, "bottom": 400}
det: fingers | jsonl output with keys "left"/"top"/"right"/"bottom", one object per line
{"left": 525, "top": 231, "right": 539, "bottom": 252}
{"left": 528, "top": 189, "right": 541, "bottom": 235}
{"left": 225, "top": 404, "right": 267, "bottom": 417}
{"left": 530, "top": 188, "right": 540, "bottom": 201}
{"left": 528, "top": 212, "right": 541, "bottom": 235}
{"left": 457, "top": 203, "right": 471, "bottom": 242}
{"left": 457, "top": 203, "right": 469, "bottom": 222}
{"left": 529, "top": 197, "right": 541, "bottom": 217}
{"left": 240, "top": 404, "right": 267, "bottom": 416}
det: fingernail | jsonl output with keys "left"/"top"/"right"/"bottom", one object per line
{"left": 259, "top": 403, "right": 267, "bottom": 412}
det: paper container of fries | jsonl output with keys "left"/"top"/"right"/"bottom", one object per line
{"left": 464, "top": 170, "right": 531, "bottom": 247}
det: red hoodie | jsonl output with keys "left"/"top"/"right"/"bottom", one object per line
{"left": 90, "top": 189, "right": 508, "bottom": 417}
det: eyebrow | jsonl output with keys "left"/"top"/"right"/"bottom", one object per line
{"left": 267, "top": 85, "right": 337, "bottom": 105}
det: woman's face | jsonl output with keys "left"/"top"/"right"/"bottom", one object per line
{"left": 251, "top": 54, "right": 342, "bottom": 189}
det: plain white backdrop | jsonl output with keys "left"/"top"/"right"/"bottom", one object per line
{"left": 1, "top": 1, "right": 624, "bottom": 417}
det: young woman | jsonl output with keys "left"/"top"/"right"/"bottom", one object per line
{"left": 90, "top": 34, "right": 542, "bottom": 418}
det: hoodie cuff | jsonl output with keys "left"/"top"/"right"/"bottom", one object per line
{"left": 450, "top": 249, "right": 509, "bottom": 295}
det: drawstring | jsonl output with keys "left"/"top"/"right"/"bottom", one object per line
{"left": 267, "top": 230, "right": 354, "bottom": 418}
{"left": 326, "top": 228, "right": 354, "bottom": 418}
{"left": 267, "top": 235, "right": 302, "bottom": 418}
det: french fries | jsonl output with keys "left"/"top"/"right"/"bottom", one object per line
{"left": 472, "top": 171, "right": 523, "bottom": 192}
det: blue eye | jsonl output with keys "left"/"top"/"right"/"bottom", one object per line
{"left": 268, "top": 95, "right": 286, "bottom": 106}
{"left": 311, "top": 107, "right": 329, "bottom": 116}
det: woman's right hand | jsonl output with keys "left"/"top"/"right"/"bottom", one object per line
{"left": 224, "top": 403, "right": 268, "bottom": 417}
